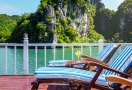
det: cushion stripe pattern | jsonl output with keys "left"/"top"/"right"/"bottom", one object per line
{"left": 104, "top": 46, "right": 132, "bottom": 75}
{"left": 34, "top": 46, "right": 132, "bottom": 88}
{"left": 48, "top": 60, "right": 69, "bottom": 66}
{"left": 96, "top": 44, "right": 117, "bottom": 61}
{"left": 104, "top": 46, "right": 132, "bottom": 87}
{"left": 34, "top": 67, "right": 109, "bottom": 86}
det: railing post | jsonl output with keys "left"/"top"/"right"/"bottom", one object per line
{"left": 23, "top": 33, "right": 29, "bottom": 74}
{"left": 98, "top": 39, "right": 104, "bottom": 54}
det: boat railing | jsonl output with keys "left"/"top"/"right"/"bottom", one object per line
{"left": 0, "top": 34, "right": 132, "bottom": 75}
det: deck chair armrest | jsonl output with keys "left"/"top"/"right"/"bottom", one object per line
{"left": 80, "top": 54, "right": 94, "bottom": 59}
{"left": 84, "top": 58, "right": 107, "bottom": 66}
{"left": 106, "top": 75, "right": 132, "bottom": 87}
{"left": 65, "top": 59, "right": 108, "bottom": 66}
{"left": 88, "top": 61, "right": 130, "bottom": 77}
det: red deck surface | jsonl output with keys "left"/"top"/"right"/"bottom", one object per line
{"left": 0, "top": 75, "right": 97, "bottom": 90}
{"left": 0, "top": 75, "right": 131, "bottom": 90}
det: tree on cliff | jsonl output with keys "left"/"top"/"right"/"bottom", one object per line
{"left": 7, "top": 0, "right": 105, "bottom": 43}
{"left": 0, "top": 14, "right": 17, "bottom": 42}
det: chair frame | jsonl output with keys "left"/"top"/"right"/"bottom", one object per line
{"left": 31, "top": 59, "right": 131, "bottom": 90}
{"left": 106, "top": 75, "right": 132, "bottom": 87}
{"left": 66, "top": 44, "right": 121, "bottom": 71}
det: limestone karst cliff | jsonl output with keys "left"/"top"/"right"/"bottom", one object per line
{"left": 8, "top": 0, "right": 105, "bottom": 43}
{"left": 9, "top": 0, "right": 132, "bottom": 43}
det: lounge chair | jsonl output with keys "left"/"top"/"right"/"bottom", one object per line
{"left": 48, "top": 44, "right": 120, "bottom": 70}
{"left": 31, "top": 46, "right": 132, "bottom": 90}
{"left": 106, "top": 75, "right": 132, "bottom": 89}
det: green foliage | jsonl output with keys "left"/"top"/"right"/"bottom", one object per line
{"left": 64, "top": 0, "right": 69, "bottom": 5}
{"left": 9, "top": 15, "right": 20, "bottom": 21}
{"left": 73, "top": 30, "right": 105, "bottom": 43}
{"left": 0, "top": 31, "right": 11, "bottom": 42}
{"left": 111, "top": 0, "right": 132, "bottom": 42}
{"left": 55, "top": 10, "right": 59, "bottom": 15}
{"left": 37, "top": 0, "right": 48, "bottom": 13}
{"left": 8, "top": 13, "right": 35, "bottom": 43}
{"left": 0, "top": 14, "right": 17, "bottom": 42}
{"left": 88, "top": 4, "right": 96, "bottom": 30}
{"left": 36, "top": 22, "right": 47, "bottom": 39}
{"left": 94, "top": 7, "right": 116, "bottom": 40}
{"left": 7, "top": 0, "right": 106, "bottom": 43}
{"left": 118, "top": 0, "right": 132, "bottom": 15}
{"left": 56, "top": 18, "right": 78, "bottom": 43}
{"left": 72, "top": 0, "right": 87, "bottom": 7}
{"left": 71, "top": 12, "right": 76, "bottom": 18}
{"left": 94, "top": 0, "right": 132, "bottom": 42}
{"left": 82, "top": 3, "right": 88, "bottom": 12}
{"left": 88, "top": 30, "right": 105, "bottom": 43}
{"left": 45, "top": 15, "right": 52, "bottom": 22}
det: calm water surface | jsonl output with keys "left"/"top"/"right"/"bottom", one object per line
{"left": 0, "top": 46, "right": 121, "bottom": 74}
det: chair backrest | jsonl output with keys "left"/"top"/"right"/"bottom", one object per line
{"left": 48, "top": 44, "right": 119, "bottom": 67}
{"left": 104, "top": 46, "right": 132, "bottom": 87}
{"left": 104, "top": 46, "right": 132, "bottom": 75}
{"left": 96, "top": 44, "right": 118, "bottom": 62}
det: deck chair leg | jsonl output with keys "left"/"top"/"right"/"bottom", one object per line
{"left": 77, "top": 85, "right": 88, "bottom": 90}
{"left": 122, "top": 86, "right": 131, "bottom": 90}
{"left": 77, "top": 85, "right": 82, "bottom": 90}
{"left": 69, "top": 83, "right": 73, "bottom": 90}
{"left": 113, "top": 83, "right": 122, "bottom": 90}
{"left": 31, "top": 80, "right": 39, "bottom": 90}
{"left": 86, "top": 68, "right": 103, "bottom": 90}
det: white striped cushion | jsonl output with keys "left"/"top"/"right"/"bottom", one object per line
{"left": 96, "top": 44, "right": 117, "bottom": 61}
{"left": 48, "top": 60, "right": 69, "bottom": 66}
{"left": 34, "top": 67, "right": 109, "bottom": 86}
{"left": 34, "top": 46, "right": 132, "bottom": 88}
{"left": 104, "top": 46, "right": 132, "bottom": 75}
{"left": 104, "top": 46, "right": 132, "bottom": 87}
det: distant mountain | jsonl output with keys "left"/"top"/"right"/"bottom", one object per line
{"left": 94, "top": 0, "right": 132, "bottom": 42}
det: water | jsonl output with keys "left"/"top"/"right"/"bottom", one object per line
{"left": 0, "top": 46, "right": 121, "bottom": 74}
{"left": 0, "top": 46, "right": 99, "bottom": 74}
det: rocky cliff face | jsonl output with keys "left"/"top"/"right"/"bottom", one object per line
{"left": 36, "top": 0, "right": 132, "bottom": 43}
{"left": 89, "top": 0, "right": 104, "bottom": 11}
{"left": 42, "top": 1, "right": 89, "bottom": 43}
{"left": 8, "top": 0, "right": 106, "bottom": 43}
{"left": 40, "top": 0, "right": 104, "bottom": 43}
{"left": 42, "top": 5, "right": 56, "bottom": 43}
{"left": 94, "top": 0, "right": 132, "bottom": 42}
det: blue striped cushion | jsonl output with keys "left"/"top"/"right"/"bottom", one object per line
{"left": 104, "top": 46, "right": 132, "bottom": 75}
{"left": 34, "top": 67, "right": 109, "bottom": 86}
{"left": 48, "top": 44, "right": 117, "bottom": 67}
{"left": 96, "top": 44, "right": 117, "bottom": 61}
{"left": 48, "top": 60, "right": 69, "bottom": 66}
{"left": 34, "top": 46, "right": 132, "bottom": 88}
{"left": 104, "top": 46, "right": 132, "bottom": 87}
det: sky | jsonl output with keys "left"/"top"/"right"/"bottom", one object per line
{"left": 102, "top": 0, "right": 124, "bottom": 11}
{"left": 0, "top": 0, "right": 40, "bottom": 16}
{"left": 0, "top": 0, "right": 125, "bottom": 16}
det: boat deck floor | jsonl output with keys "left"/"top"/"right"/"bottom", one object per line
{"left": 0, "top": 75, "right": 131, "bottom": 90}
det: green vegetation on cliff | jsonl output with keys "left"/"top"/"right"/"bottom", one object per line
{"left": 7, "top": 0, "right": 105, "bottom": 43}
{"left": 4, "top": 0, "right": 132, "bottom": 43}
{"left": 94, "top": 0, "right": 132, "bottom": 43}
{"left": 5, "top": 0, "right": 132, "bottom": 43}
{"left": 0, "top": 14, "right": 17, "bottom": 42}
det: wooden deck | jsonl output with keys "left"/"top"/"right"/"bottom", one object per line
{"left": 0, "top": 75, "right": 131, "bottom": 90}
